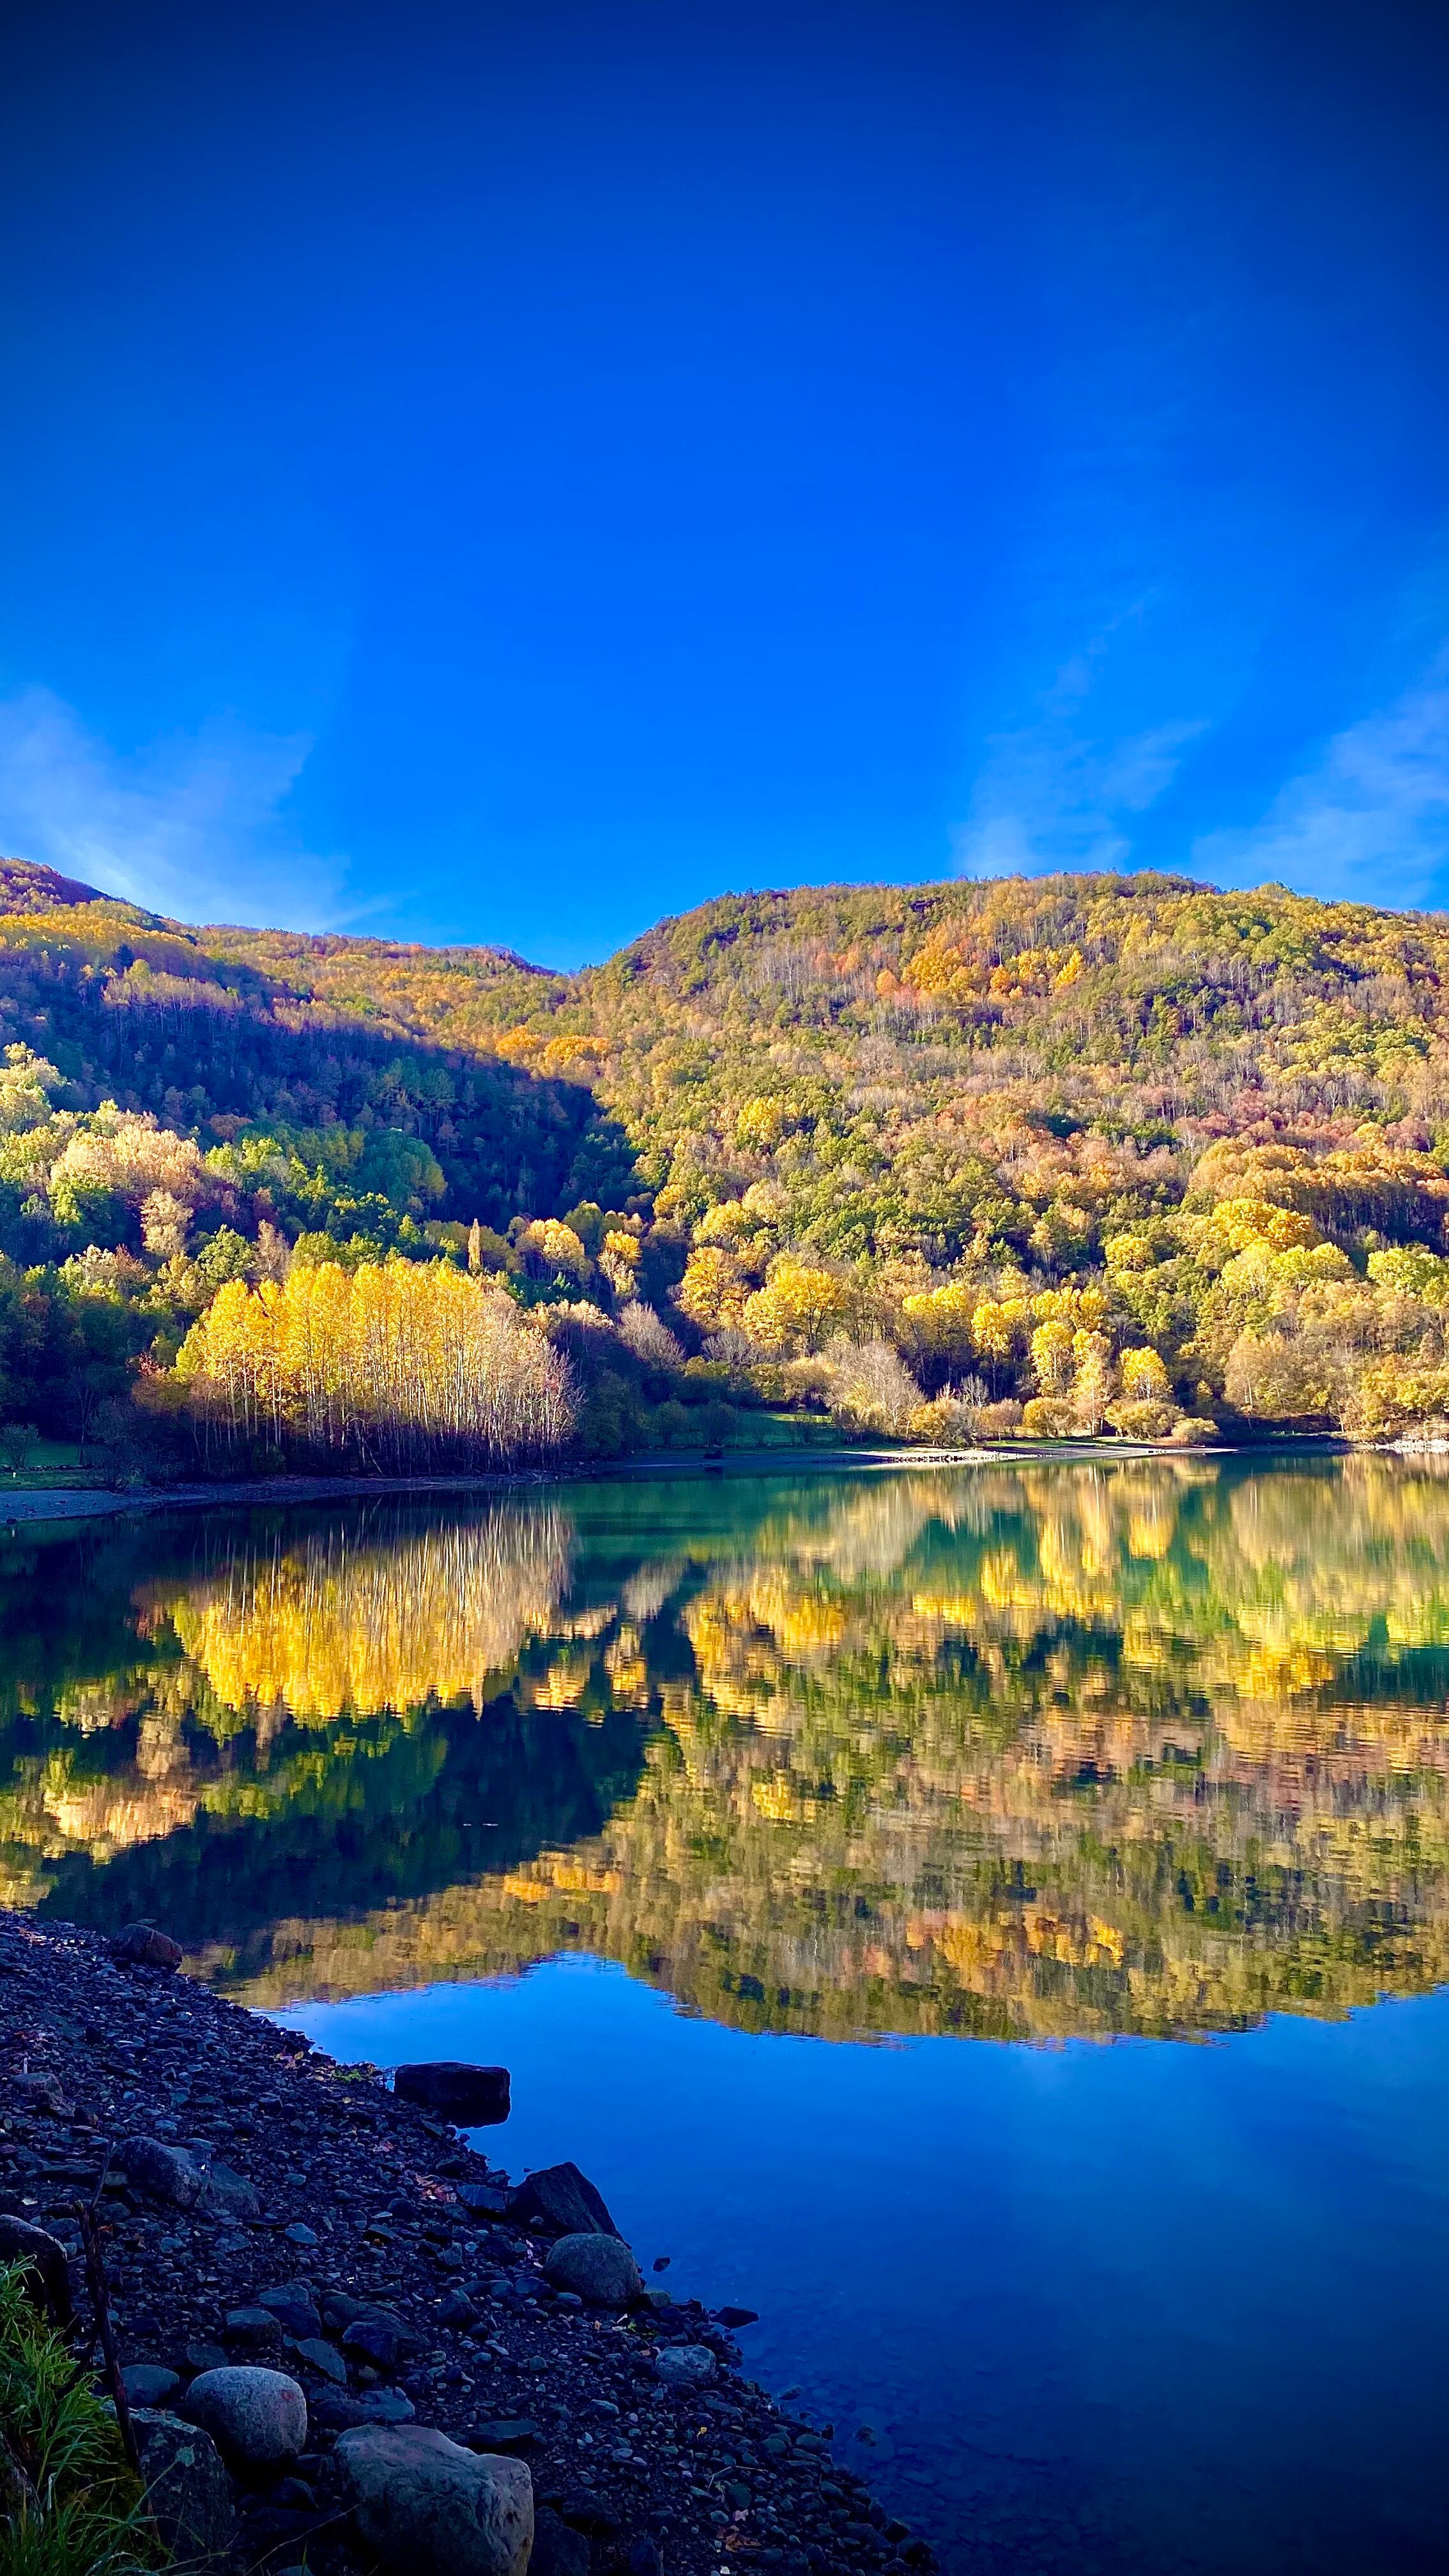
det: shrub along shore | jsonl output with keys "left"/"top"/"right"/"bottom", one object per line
{"left": 0, "top": 1913, "right": 933, "bottom": 2576}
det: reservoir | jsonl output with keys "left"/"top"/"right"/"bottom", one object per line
{"left": 4, "top": 1457, "right": 1446, "bottom": 2575}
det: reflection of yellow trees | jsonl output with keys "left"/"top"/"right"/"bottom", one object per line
{"left": 193, "top": 1460, "right": 1449, "bottom": 2038}
{"left": 146, "top": 1506, "right": 571, "bottom": 1721}
{"left": 0, "top": 1508, "right": 578, "bottom": 1896}
{"left": 15, "top": 1460, "right": 1449, "bottom": 2042}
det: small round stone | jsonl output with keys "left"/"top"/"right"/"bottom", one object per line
{"left": 182, "top": 2366, "right": 307, "bottom": 2467}
{"left": 541, "top": 2232, "right": 642, "bottom": 2308}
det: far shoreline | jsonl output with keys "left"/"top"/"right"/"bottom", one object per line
{"left": 0, "top": 1432, "right": 1375, "bottom": 1524}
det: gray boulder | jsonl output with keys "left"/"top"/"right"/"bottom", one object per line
{"left": 121, "top": 2363, "right": 180, "bottom": 2408}
{"left": 542, "top": 2232, "right": 641, "bottom": 2308}
{"left": 337, "top": 2421, "right": 531, "bottom": 2565}
{"left": 130, "top": 2408, "right": 235, "bottom": 2559}
{"left": 653, "top": 2343, "right": 717, "bottom": 2389}
{"left": 181, "top": 2365, "right": 307, "bottom": 2467}
{"left": 114, "top": 2135, "right": 206, "bottom": 2209}
{"left": 293, "top": 2336, "right": 347, "bottom": 2384}
{"left": 201, "top": 2159, "right": 261, "bottom": 2221}
{"left": 337, "top": 2423, "right": 533, "bottom": 2576}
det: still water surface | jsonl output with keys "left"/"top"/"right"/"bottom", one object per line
{"left": 4, "top": 1458, "right": 1448, "bottom": 2574}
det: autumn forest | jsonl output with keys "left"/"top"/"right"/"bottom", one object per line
{"left": 5, "top": 857, "right": 1449, "bottom": 1468}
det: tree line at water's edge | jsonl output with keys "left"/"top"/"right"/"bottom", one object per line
{"left": 10, "top": 857, "right": 1449, "bottom": 1465}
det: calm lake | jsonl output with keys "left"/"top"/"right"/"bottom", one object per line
{"left": 4, "top": 1458, "right": 1448, "bottom": 2575}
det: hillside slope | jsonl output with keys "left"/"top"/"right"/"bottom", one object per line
{"left": 3, "top": 861, "right": 1449, "bottom": 1453}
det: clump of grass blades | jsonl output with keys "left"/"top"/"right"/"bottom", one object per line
{"left": 0, "top": 2262, "right": 158, "bottom": 2576}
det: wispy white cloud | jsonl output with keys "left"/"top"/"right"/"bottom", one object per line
{"left": 953, "top": 635, "right": 1206, "bottom": 879}
{"left": 1192, "top": 664, "right": 1449, "bottom": 906}
{"left": 0, "top": 687, "right": 349, "bottom": 929}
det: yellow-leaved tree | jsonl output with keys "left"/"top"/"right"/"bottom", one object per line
{"left": 171, "top": 1257, "right": 573, "bottom": 1468}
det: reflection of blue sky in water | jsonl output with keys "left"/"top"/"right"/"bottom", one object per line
{"left": 284, "top": 1959, "right": 1449, "bottom": 2576}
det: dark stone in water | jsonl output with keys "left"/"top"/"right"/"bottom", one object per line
{"left": 505, "top": 2161, "right": 622, "bottom": 2240}
{"left": 392, "top": 2062, "right": 510, "bottom": 2124}
{"left": 714, "top": 2306, "right": 760, "bottom": 2329}
{"left": 111, "top": 1923, "right": 183, "bottom": 1970}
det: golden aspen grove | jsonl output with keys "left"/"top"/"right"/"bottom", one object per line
{"left": 170, "top": 1257, "right": 573, "bottom": 1468}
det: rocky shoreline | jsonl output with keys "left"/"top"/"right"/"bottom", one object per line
{"left": 0, "top": 1913, "right": 933, "bottom": 2576}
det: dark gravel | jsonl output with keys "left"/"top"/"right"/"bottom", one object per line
{"left": 0, "top": 1912, "right": 934, "bottom": 2576}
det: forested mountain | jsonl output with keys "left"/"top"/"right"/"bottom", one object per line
{"left": 4, "top": 857, "right": 1449, "bottom": 1459}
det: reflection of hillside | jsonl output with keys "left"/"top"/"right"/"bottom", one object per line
{"left": 0, "top": 1503, "right": 640, "bottom": 1926}
{"left": 213, "top": 1672, "right": 1449, "bottom": 2037}
{"left": 8, "top": 1464, "right": 1449, "bottom": 2039}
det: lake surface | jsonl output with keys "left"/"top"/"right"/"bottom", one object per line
{"left": 4, "top": 1457, "right": 1448, "bottom": 2574}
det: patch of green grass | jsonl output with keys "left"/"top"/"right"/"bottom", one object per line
{"left": 0, "top": 2264, "right": 155, "bottom": 2576}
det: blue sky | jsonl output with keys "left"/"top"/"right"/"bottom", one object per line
{"left": 0, "top": 0, "right": 1446, "bottom": 966}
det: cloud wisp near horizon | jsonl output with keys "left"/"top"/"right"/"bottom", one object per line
{"left": 0, "top": 689, "right": 349, "bottom": 935}
{"left": 1193, "top": 661, "right": 1449, "bottom": 910}
{"left": 4, "top": 652, "right": 1448, "bottom": 955}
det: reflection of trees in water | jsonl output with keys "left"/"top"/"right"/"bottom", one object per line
{"left": 7, "top": 1462, "right": 1449, "bottom": 2039}
{"left": 204, "top": 1461, "right": 1449, "bottom": 2035}
{"left": 0, "top": 1502, "right": 599, "bottom": 1916}
{"left": 140, "top": 1503, "right": 572, "bottom": 1721}
{"left": 45, "top": 1692, "right": 647, "bottom": 1971}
